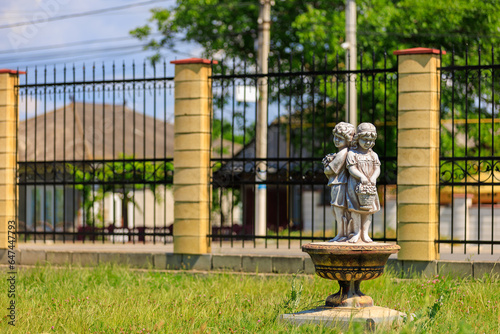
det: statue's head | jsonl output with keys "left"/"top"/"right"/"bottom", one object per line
{"left": 353, "top": 122, "right": 377, "bottom": 150}
{"left": 332, "top": 122, "right": 356, "bottom": 149}
{"left": 332, "top": 122, "right": 356, "bottom": 148}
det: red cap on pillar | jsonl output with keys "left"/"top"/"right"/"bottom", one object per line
{"left": 393, "top": 47, "right": 446, "bottom": 56}
{"left": 170, "top": 58, "right": 218, "bottom": 65}
{"left": 0, "top": 69, "right": 26, "bottom": 74}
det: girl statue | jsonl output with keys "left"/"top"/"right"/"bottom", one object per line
{"left": 346, "top": 122, "right": 381, "bottom": 243}
{"left": 322, "top": 122, "right": 356, "bottom": 242}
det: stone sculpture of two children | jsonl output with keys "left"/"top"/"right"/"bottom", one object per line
{"left": 322, "top": 122, "right": 380, "bottom": 244}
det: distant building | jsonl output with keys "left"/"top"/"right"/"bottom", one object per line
{"left": 18, "top": 102, "right": 174, "bottom": 240}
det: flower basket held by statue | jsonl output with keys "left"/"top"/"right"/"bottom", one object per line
{"left": 355, "top": 183, "right": 377, "bottom": 210}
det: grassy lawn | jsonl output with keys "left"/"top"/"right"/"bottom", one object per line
{"left": 1, "top": 265, "right": 498, "bottom": 333}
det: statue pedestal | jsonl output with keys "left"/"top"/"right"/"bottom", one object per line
{"left": 280, "top": 242, "right": 406, "bottom": 329}
{"left": 280, "top": 305, "right": 407, "bottom": 330}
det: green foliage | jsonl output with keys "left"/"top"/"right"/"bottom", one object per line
{"left": 212, "top": 118, "right": 253, "bottom": 146}
{"left": 131, "top": 0, "right": 500, "bottom": 66}
{"left": 439, "top": 64, "right": 500, "bottom": 182}
{"left": 211, "top": 188, "right": 242, "bottom": 225}
{"left": 133, "top": 0, "right": 500, "bottom": 182}
{"left": 279, "top": 274, "right": 304, "bottom": 314}
{"left": 411, "top": 276, "right": 456, "bottom": 330}
{"left": 67, "top": 155, "right": 173, "bottom": 226}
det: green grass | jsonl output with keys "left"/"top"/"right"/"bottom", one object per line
{"left": 1, "top": 265, "right": 499, "bottom": 333}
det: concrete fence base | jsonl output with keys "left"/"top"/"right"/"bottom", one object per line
{"left": 3, "top": 249, "right": 498, "bottom": 279}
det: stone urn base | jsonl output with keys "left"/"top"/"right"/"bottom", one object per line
{"left": 281, "top": 242, "right": 406, "bottom": 329}
{"left": 325, "top": 280, "right": 374, "bottom": 307}
{"left": 302, "top": 242, "right": 400, "bottom": 307}
{"left": 280, "top": 305, "right": 408, "bottom": 330}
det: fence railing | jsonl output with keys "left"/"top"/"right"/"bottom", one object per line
{"left": 439, "top": 48, "right": 500, "bottom": 255}
{"left": 16, "top": 62, "right": 175, "bottom": 244}
{"left": 208, "top": 54, "right": 398, "bottom": 248}
{"left": 13, "top": 47, "right": 500, "bottom": 255}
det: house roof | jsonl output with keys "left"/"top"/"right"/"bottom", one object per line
{"left": 18, "top": 102, "right": 174, "bottom": 161}
{"left": 18, "top": 102, "right": 240, "bottom": 162}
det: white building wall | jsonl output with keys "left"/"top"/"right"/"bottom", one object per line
{"left": 439, "top": 201, "right": 500, "bottom": 241}
{"left": 102, "top": 186, "right": 174, "bottom": 229}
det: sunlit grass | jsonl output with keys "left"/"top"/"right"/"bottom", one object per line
{"left": 1, "top": 265, "right": 498, "bottom": 333}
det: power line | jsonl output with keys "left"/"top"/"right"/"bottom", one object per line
{"left": 1, "top": 36, "right": 133, "bottom": 54}
{"left": 0, "top": 33, "right": 165, "bottom": 55}
{"left": 0, "top": 11, "right": 152, "bottom": 18}
{"left": 1, "top": 47, "right": 198, "bottom": 68}
{"left": 0, "top": 0, "right": 172, "bottom": 30}
{"left": 0, "top": 44, "right": 147, "bottom": 64}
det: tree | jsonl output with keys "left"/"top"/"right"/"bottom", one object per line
{"left": 131, "top": 0, "right": 500, "bottom": 67}
{"left": 132, "top": 0, "right": 500, "bottom": 183}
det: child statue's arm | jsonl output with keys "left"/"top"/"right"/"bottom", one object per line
{"left": 323, "top": 153, "right": 336, "bottom": 177}
{"left": 326, "top": 148, "right": 348, "bottom": 175}
{"left": 370, "top": 152, "right": 381, "bottom": 185}
{"left": 346, "top": 152, "right": 369, "bottom": 184}
{"left": 347, "top": 164, "right": 369, "bottom": 184}
{"left": 370, "top": 165, "right": 381, "bottom": 185}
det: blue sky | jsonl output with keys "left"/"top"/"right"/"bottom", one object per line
{"left": 0, "top": 0, "right": 202, "bottom": 70}
{"left": 0, "top": 0, "right": 204, "bottom": 119}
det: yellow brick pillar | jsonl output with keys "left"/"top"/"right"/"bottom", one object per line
{"left": 393, "top": 48, "right": 444, "bottom": 261}
{"left": 0, "top": 70, "right": 23, "bottom": 249}
{"left": 171, "top": 58, "right": 216, "bottom": 254}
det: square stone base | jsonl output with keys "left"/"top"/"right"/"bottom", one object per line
{"left": 280, "top": 306, "right": 407, "bottom": 330}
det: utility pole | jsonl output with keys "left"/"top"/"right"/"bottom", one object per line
{"left": 345, "top": 0, "right": 357, "bottom": 126}
{"left": 255, "top": 0, "right": 271, "bottom": 237}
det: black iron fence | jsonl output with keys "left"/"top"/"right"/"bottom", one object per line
{"left": 18, "top": 47, "right": 499, "bottom": 253}
{"left": 439, "top": 47, "right": 500, "bottom": 255}
{"left": 209, "top": 53, "right": 398, "bottom": 248}
{"left": 17, "top": 62, "right": 175, "bottom": 243}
